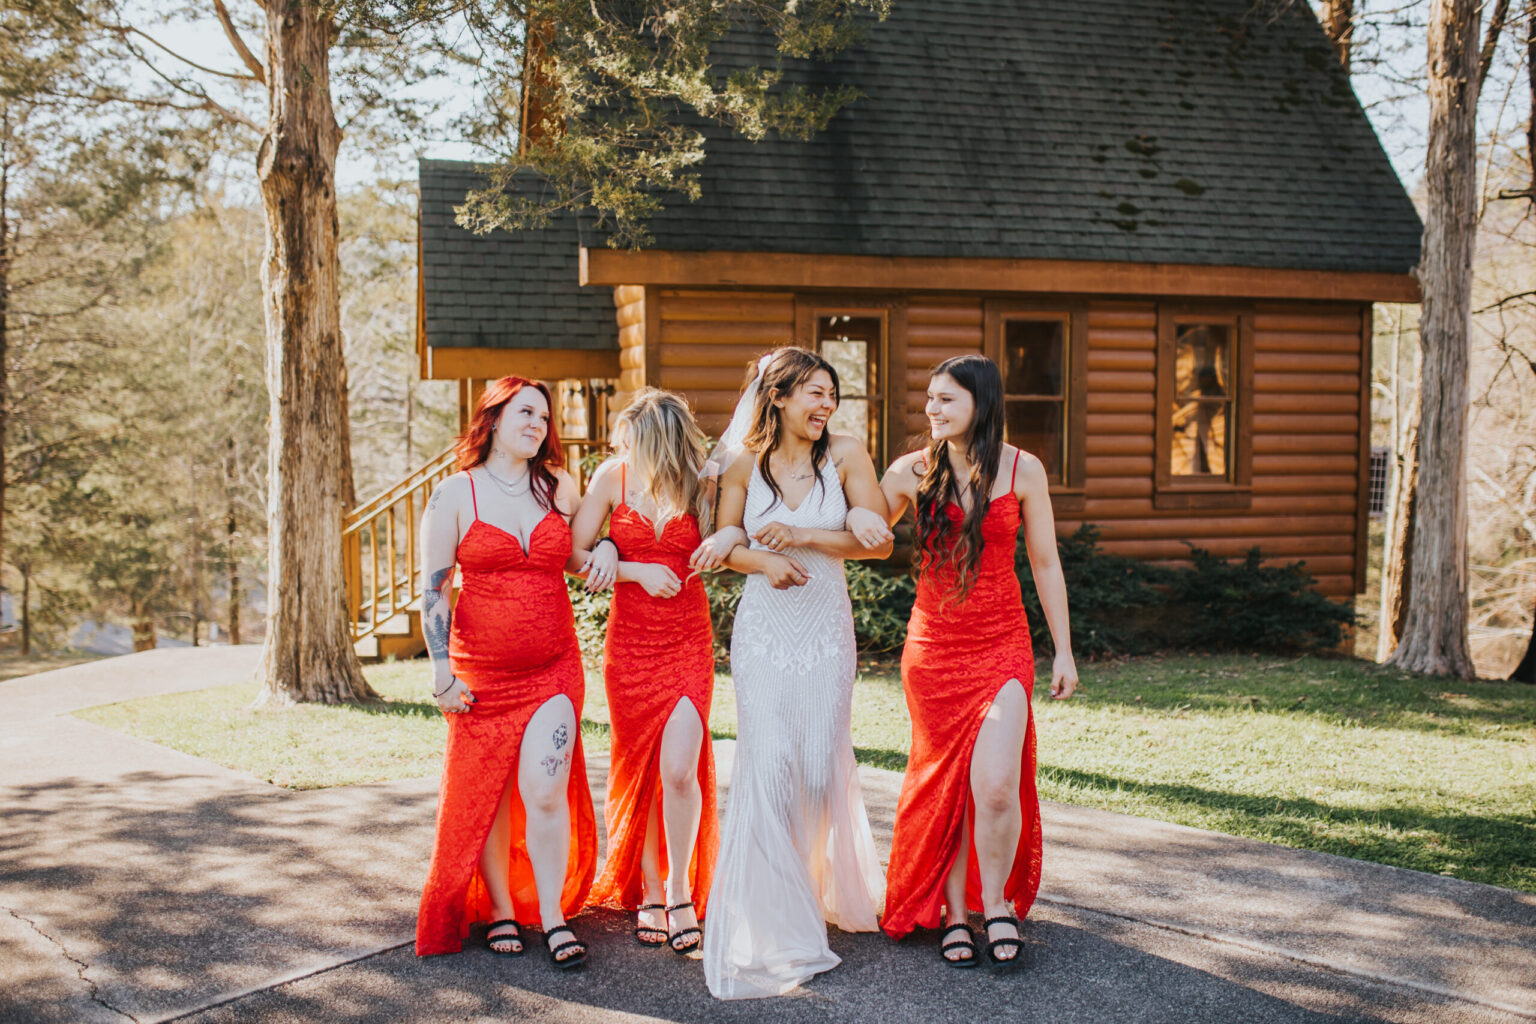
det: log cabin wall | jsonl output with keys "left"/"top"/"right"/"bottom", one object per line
{"left": 612, "top": 285, "right": 648, "bottom": 435}
{"left": 629, "top": 286, "right": 1369, "bottom": 598}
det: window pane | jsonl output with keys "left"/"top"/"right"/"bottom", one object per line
{"left": 1175, "top": 324, "right": 1230, "bottom": 400}
{"left": 1006, "top": 400, "right": 1062, "bottom": 482}
{"left": 1004, "top": 319, "right": 1064, "bottom": 396}
{"left": 817, "top": 315, "right": 882, "bottom": 455}
{"left": 1170, "top": 399, "right": 1229, "bottom": 476}
{"left": 829, "top": 398, "right": 870, "bottom": 445}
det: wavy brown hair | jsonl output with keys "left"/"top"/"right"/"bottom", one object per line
{"left": 452, "top": 376, "right": 563, "bottom": 511}
{"left": 614, "top": 387, "right": 710, "bottom": 528}
{"left": 914, "top": 355, "right": 1004, "bottom": 600}
{"left": 742, "top": 347, "right": 840, "bottom": 515}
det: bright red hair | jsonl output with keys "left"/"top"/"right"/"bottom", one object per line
{"left": 453, "top": 376, "right": 565, "bottom": 510}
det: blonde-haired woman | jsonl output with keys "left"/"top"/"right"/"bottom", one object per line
{"left": 573, "top": 388, "right": 718, "bottom": 956}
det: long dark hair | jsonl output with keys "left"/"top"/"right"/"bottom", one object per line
{"left": 915, "top": 355, "right": 1004, "bottom": 600}
{"left": 453, "top": 376, "right": 563, "bottom": 511}
{"left": 742, "top": 347, "right": 840, "bottom": 514}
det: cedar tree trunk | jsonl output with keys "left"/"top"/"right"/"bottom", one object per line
{"left": 1388, "top": 0, "right": 1479, "bottom": 679}
{"left": 255, "top": 1, "right": 375, "bottom": 703}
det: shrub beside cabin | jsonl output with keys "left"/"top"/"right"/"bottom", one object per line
{"left": 414, "top": 0, "right": 1421, "bottom": 603}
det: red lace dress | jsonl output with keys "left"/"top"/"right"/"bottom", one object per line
{"left": 415, "top": 476, "right": 598, "bottom": 956}
{"left": 589, "top": 468, "right": 718, "bottom": 915}
{"left": 882, "top": 453, "right": 1041, "bottom": 940}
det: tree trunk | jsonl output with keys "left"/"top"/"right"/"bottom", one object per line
{"left": 225, "top": 440, "right": 241, "bottom": 646}
{"left": 1509, "top": 595, "right": 1535, "bottom": 682}
{"left": 1378, "top": 411, "right": 1418, "bottom": 659}
{"left": 131, "top": 615, "right": 155, "bottom": 653}
{"left": 1, "top": 122, "right": 11, "bottom": 603}
{"left": 255, "top": 2, "right": 375, "bottom": 704}
{"left": 1388, "top": 0, "right": 1479, "bottom": 679}
{"left": 1321, "top": 0, "right": 1355, "bottom": 72}
{"left": 18, "top": 564, "right": 28, "bottom": 657}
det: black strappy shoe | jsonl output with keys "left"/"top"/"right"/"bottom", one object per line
{"left": 484, "top": 919, "right": 524, "bottom": 957}
{"left": 984, "top": 914, "right": 1023, "bottom": 964}
{"left": 635, "top": 903, "right": 667, "bottom": 947}
{"left": 940, "top": 923, "right": 979, "bottom": 968}
{"left": 544, "top": 925, "right": 587, "bottom": 969}
{"left": 666, "top": 901, "right": 702, "bottom": 955}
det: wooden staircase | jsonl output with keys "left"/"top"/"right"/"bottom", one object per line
{"left": 344, "top": 449, "right": 456, "bottom": 663}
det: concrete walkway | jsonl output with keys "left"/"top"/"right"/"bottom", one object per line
{"left": 1, "top": 648, "right": 1532, "bottom": 1024}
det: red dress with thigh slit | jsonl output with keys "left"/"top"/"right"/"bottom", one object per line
{"left": 415, "top": 477, "right": 597, "bottom": 956}
{"left": 588, "top": 468, "right": 718, "bottom": 916}
{"left": 882, "top": 453, "right": 1041, "bottom": 940}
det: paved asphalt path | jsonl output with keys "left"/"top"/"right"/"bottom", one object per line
{"left": 1, "top": 647, "right": 1532, "bottom": 1024}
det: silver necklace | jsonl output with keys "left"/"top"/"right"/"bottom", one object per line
{"left": 483, "top": 464, "right": 532, "bottom": 497}
{"left": 784, "top": 453, "right": 817, "bottom": 481}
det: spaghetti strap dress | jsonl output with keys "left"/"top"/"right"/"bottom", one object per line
{"left": 882, "top": 452, "right": 1042, "bottom": 941}
{"left": 415, "top": 475, "right": 598, "bottom": 956}
{"left": 589, "top": 464, "right": 719, "bottom": 915}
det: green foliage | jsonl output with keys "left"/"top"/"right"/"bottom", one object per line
{"left": 566, "top": 579, "right": 610, "bottom": 666}
{"left": 451, "top": 0, "right": 891, "bottom": 249}
{"left": 1167, "top": 546, "right": 1356, "bottom": 652}
{"left": 704, "top": 571, "right": 743, "bottom": 661}
{"left": 1019, "top": 525, "right": 1168, "bottom": 658}
{"left": 845, "top": 560, "right": 914, "bottom": 652}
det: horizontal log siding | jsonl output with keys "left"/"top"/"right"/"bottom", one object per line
{"left": 653, "top": 289, "right": 796, "bottom": 437}
{"left": 609, "top": 285, "right": 647, "bottom": 435}
{"left": 627, "top": 288, "right": 1367, "bottom": 599}
{"left": 904, "top": 297, "right": 985, "bottom": 446}
{"left": 1056, "top": 302, "right": 1364, "bottom": 597}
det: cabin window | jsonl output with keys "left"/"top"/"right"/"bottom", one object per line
{"left": 982, "top": 302, "right": 1085, "bottom": 505}
{"left": 1170, "top": 324, "right": 1232, "bottom": 478}
{"left": 815, "top": 313, "right": 884, "bottom": 463}
{"left": 1154, "top": 307, "right": 1253, "bottom": 510}
{"left": 1001, "top": 317, "right": 1068, "bottom": 483}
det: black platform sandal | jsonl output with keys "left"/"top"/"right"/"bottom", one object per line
{"left": 635, "top": 903, "right": 668, "bottom": 947}
{"left": 940, "top": 923, "right": 979, "bottom": 968}
{"left": 984, "top": 914, "right": 1023, "bottom": 964}
{"left": 484, "top": 919, "right": 524, "bottom": 957}
{"left": 666, "top": 901, "right": 702, "bottom": 955}
{"left": 544, "top": 925, "right": 587, "bottom": 969}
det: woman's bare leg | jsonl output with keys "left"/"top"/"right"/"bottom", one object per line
{"left": 517, "top": 695, "right": 580, "bottom": 959}
{"left": 478, "top": 775, "right": 523, "bottom": 953}
{"left": 969, "top": 678, "right": 1030, "bottom": 959}
{"left": 657, "top": 698, "right": 705, "bottom": 944}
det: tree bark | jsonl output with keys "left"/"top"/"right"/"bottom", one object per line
{"left": 1509, "top": 594, "right": 1535, "bottom": 682}
{"left": 225, "top": 438, "right": 241, "bottom": 646}
{"left": 1388, "top": 0, "right": 1479, "bottom": 679}
{"left": 1320, "top": 0, "right": 1355, "bottom": 72}
{"left": 255, "top": 1, "right": 375, "bottom": 704}
{"left": 19, "top": 564, "right": 28, "bottom": 657}
{"left": 1378, "top": 410, "right": 1418, "bottom": 659}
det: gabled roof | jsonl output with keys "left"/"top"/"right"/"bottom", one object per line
{"left": 624, "top": 0, "right": 1421, "bottom": 271}
{"left": 418, "top": 165, "right": 613, "bottom": 351}
{"left": 419, "top": 0, "right": 1422, "bottom": 351}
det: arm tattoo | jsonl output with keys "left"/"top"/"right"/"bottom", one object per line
{"left": 426, "top": 489, "right": 442, "bottom": 512}
{"left": 423, "top": 567, "right": 453, "bottom": 661}
{"left": 552, "top": 723, "right": 568, "bottom": 749}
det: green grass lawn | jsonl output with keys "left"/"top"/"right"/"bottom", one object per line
{"left": 75, "top": 653, "right": 1536, "bottom": 893}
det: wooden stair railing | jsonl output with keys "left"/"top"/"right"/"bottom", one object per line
{"left": 344, "top": 448, "right": 457, "bottom": 647}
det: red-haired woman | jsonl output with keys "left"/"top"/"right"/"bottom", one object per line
{"left": 414, "top": 377, "right": 606, "bottom": 968}
{"left": 878, "top": 354, "right": 1078, "bottom": 967}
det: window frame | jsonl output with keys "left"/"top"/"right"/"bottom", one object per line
{"left": 794, "top": 297, "right": 893, "bottom": 468}
{"left": 1154, "top": 304, "right": 1254, "bottom": 510}
{"left": 983, "top": 298, "right": 1087, "bottom": 511}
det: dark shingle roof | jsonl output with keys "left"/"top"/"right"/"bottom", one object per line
{"left": 622, "top": 0, "right": 1421, "bottom": 271}
{"left": 420, "top": 0, "right": 1422, "bottom": 350}
{"left": 419, "top": 164, "right": 614, "bottom": 350}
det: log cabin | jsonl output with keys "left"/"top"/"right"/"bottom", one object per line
{"left": 408, "top": 0, "right": 1423, "bottom": 611}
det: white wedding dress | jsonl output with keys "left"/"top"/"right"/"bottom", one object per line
{"left": 702, "top": 456, "right": 884, "bottom": 1000}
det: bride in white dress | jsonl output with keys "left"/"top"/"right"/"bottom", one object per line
{"left": 689, "top": 347, "right": 895, "bottom": 1000}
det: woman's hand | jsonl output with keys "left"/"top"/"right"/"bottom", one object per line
{"left": 631, "top": 562, "right": 683, "bottom": 599}
{"left": 581, "top": 541, "right": 619, "bottom": 592}
{"left": 434, "top": 675, "right": 476, "bottom": 714}
{"left": 1050, "top": 650, "right": 1078, "bottom": 700}
{"left": 689, "top": 528, "right": 741, "bottom": 572}
{"left": 752, "top": 521, "right": 803, "bottom": 553}
{"left": 845, "top": 506, "right": 894, "bottom": 549}
{"left": 762, "top": 552, "right": 810, "bottom": 589}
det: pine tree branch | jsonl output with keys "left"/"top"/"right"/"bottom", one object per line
{"left": 211, "top": 0, "right": 266, "bottom": 85}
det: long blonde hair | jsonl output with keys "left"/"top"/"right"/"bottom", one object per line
{"left": 615, "top": 388, "right": 710, "bottom": 530}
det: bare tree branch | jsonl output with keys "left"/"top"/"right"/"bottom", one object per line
{"left": 1479, "top": 0, "right": 1512, "bottom": 85}
{"left": 212, "top": 0, "right": 266, "bottom": 85}
{"left": 113, "top": 23, "right": 259, "bottom": 84}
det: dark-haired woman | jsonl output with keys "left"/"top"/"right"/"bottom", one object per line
{"left": 414, "top": 376, "right": 603, "bottom": 968}
{"left": 693, "top": 347, "right": 895, "bottom": 999}
{"left": 878, "top": 354, "right": 1078, "bottom": 967}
